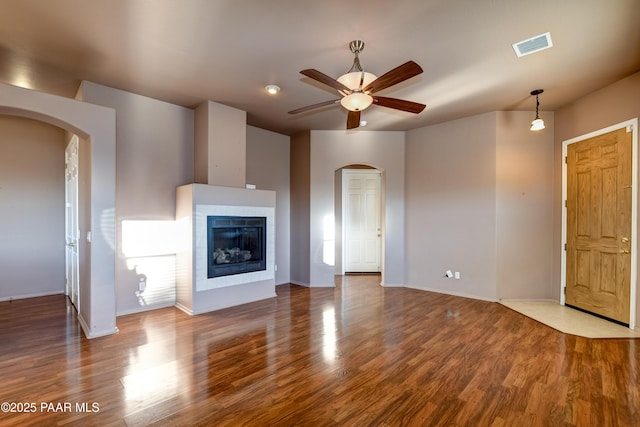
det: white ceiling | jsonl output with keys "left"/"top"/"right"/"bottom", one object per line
{"left": 2, "top": 0, "right": 640, "bottom": 136}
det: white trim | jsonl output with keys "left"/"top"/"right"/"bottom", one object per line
{"left": 0, "top": 291, "right": 64, "bottom": 302}
{"left": 288, "top": 280, "right": 311, "bottom": 287}
{"left": 341, "top": 168, "right": 383, "bottom": 275}
{"left": 174, "top": 302, "right": 195, "bottom": 316}
{"left": 561, "top": 118, "right": 638, "bottom": 329}
{"left": 305, "top": 282, "right": 336, "bottom": 288}
{"left": 65, "top": 135, "right": 80, "bottom": 313}
{"left": 78, "top": 314, "right": 119, "bottom": 339}
{"left": 499, "top": 298, "right": 559, "bottom": 303}
{"left": 380, "top": 282, "right": 403, "bottom": 287}
{"left": 116, "top": 302, "right": 176, "bottom": 317}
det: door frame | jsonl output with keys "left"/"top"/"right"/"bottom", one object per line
{"left": 341, "top": 168, "right": 383, "bottom": 275}
{"left": 65, "top": 135, "right": 80, "bottom": 312}
{"left": 561, "top": 118, "right": 638, "bottom": 329}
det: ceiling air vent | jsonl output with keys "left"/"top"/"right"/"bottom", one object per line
{"left": 512, "top": 32, "right": 553, "bottom": 57}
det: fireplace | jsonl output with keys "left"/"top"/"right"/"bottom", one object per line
{"left": 176, "top": 185, "right": 275, "bottom": 312}
{"left": 207, "top": 216, "right": 266, "bottom": 278}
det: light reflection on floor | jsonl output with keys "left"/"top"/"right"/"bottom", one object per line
{"left": 322, "top": 307, "right": 336, "bottom": 364}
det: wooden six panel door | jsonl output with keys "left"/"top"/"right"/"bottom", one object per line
{"left": 566, "top": 127, "right": 632, "bottom": 324}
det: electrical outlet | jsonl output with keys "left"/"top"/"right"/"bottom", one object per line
{"left": 138, "top": 275, "right": 147, "bottom": 292}
{"left": 454, "top": 271, "right": 461, "bottom": 279}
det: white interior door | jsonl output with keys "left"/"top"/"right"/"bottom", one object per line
{"left": 343, "top": 169, "right": 381, "bottom": 273}
{"left": 65, "top": 136, "right": 80, "bottom": 311}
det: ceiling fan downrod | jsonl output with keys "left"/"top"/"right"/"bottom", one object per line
{"left": 347, "top": 40, "right": 365, "bottom": 73}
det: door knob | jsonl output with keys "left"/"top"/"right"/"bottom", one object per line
{"left": 620, "top": 249, "right": 630, "bottom": 254}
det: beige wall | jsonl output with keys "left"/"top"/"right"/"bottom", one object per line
{"left": 246, "top": 125, "right": 291, "bottom": 285}
{"left": 195, "top": 101, "right": 246, "bottom": 188}
{"left": 309, "top": 130, "right": 406, "bottom": 287}
{"left": 496, "top": 111, "right": 555, "bottom": 300}
{"left": 290, "top": 131, "right": 311, "bottom": 285}
{"left": 78, "top": 135, "right": 92, "bottom": 312}
{"left": 1, "top": 82, "right": 117, "bottom": 339}
{"left": 405, "top": 110, "right": 555, "bottom": 301}
{"left": 0, "top": 116, "right": 67, "bottom": 300}
{"left": 406, "top": 112, "right": 498, "bottom": 300}
{"left": 555, "top": 71, "right": 640, "bottom": 328}
{"left": 6, "top": 66, "right": 638, "bottom": 329}
{"left": 80, "top": 81, "right": 194, "bottom": 316}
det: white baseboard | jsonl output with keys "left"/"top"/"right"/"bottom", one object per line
{"left": 290, "top": 280, "right": 341, "bottom": 287}
{"left": 175, "top": 302, "right": 194, "bottom": 316}
{"left": 380, "top": 282, "right": 402, "bottom": 287}
{"left": 189, "top": 292, "right": 277, "bottom": 315}
{"left": 499, "top": 298, "right": 559, "bottom": 303}
{"left": 289, "top": 280, "right": 310, "bottom": 287}
{"left": 0, "top": 291, "right": 64, "bottom": 302}
{"left": 116, "top": 302, "right": 176, "bottom": 317}
{"left": 78, "top": 313, "right": 119, "bottom": 339}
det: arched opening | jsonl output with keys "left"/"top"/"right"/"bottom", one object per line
{"left": 1, "top": 116, "right": 68, "bottom": 299}
{"left": 0, "top": 82, "right": 117, "bottom": 338}
{"left": 335, "top": 163, "right": 385, "bottom": 284}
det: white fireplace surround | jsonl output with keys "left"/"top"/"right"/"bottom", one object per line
{"left": 195, "top": 204, "right": 275, "bottom": 291}
{"left": 176, "top": 184, "right": 277, "bottom": 315}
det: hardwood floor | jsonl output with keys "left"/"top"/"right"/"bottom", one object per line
{"left": 1, "top": 275, "right": 639, "bottom": 426}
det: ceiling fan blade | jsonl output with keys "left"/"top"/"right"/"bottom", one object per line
{"left": 301, "top": 69, "right": 351, "bottom": 93}
{"left": 372, "top": 96, "right": 426, "bottom": 114}
{"left": 363, "top": 61, "right": 423, "bottom": 93}
{"left": 347, "top": 110, "right": 361, "bottom": 129}
{"left": 288, "top": 99, "right": 341, "bottom": 115}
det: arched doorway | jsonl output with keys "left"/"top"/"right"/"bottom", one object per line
{"left": 335, "top": 164, "right": 384, "bottom": 281}
{"left": 0, "top": 82, "right": 117, "bottom": 338}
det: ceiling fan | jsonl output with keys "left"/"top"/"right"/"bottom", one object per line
{"left": 288, "top": 40, "right": 426, "bottom": 129}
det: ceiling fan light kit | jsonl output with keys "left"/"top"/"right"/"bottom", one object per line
{"left": 289, "top": 40, "right": 426, "bottom": 129}
{"left": 336, "top": 71, "right": 377, "bottom": 92}
{"left": 340, "top": 92, "right": 373, "bottom": 111}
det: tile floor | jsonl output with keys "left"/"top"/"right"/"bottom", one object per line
{"left": 500, "top": 301, "right": 640, "bottom": 338}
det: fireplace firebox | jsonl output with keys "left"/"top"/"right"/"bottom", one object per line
{"left": 207, "top": 216, "right": 266, "bottom": 278}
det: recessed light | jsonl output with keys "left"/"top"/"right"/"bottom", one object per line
{"left": 265, "top": 84, "right": 280, "bottom": 95}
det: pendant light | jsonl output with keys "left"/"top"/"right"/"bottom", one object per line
{"left": 530, "top": 89, "right": 545, "bottom": 131}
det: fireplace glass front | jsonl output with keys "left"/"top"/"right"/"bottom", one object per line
{"left": 207, "top": 216, "right": 266, "bottom": 278}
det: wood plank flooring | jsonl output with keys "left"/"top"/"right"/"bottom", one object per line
{"left": 1, "top": 275, "right": 639, "bottom": 426}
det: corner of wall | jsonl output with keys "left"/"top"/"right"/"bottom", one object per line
{"left": 289, "top": 131, "right": 311, "bottom": 284}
